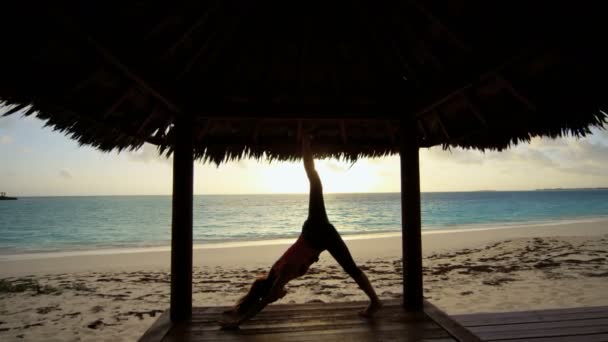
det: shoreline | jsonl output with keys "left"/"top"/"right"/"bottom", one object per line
{"left": 2, "top": 218, "right": 608, "bottom": 276}
{"left": 1, "top": 215, "right": 607, "bottom": 262}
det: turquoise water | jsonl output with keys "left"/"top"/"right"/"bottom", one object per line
{"left": 1, "top": 191, "right": 608, "bottom": 254}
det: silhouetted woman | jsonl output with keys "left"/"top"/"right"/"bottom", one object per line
{"left": 220, "top": 135, "right": 381, "bottom": 328}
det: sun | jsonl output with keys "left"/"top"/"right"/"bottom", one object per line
{"left": 259, "top": 159, "right": 385, "bottom": 194}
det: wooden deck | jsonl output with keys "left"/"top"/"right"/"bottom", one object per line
{"left": 453, "top": 305, "right": 608, "bottom": 342}
{"left": 139, "top": 300, "right": 479, "bottom": 341}
{"left": 140, "top": 302, "right": 608, "bottom": 341}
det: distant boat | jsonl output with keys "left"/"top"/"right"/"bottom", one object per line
{"left": 0, "top": 192, "right": 17, "bottom": 200}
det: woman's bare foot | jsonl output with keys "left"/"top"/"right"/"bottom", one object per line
{"left": 219, "top": 318, "right": 240, "bottom": 330}
{"left": 359, "top": 300, "right": 383, "bottom": 318}
{"left": 219, "top": 309, "right": 241, "bottom": 329}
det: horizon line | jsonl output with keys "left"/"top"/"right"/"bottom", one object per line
{"left": 9, "top": 187, "right": 608, "bottom": 197}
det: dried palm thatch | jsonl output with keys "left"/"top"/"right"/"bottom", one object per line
{"left": 0, "top": 0, "right": 606, "bottom": 164}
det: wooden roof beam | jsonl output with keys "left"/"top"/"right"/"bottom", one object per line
{"left": 196, "top": 119, "right": 213, "bottom": 142}
{"left": 405, "top": 0, "right": 471, "bottom": 53}
{"left": 137, "top": 106, "right": 161, "bottom": 136}
{"left": 50, "top": 9, "right": 182, "bottom": 114}
{"left": 417, "top": 120, "right": 428, "bottom": 141}
{"left": 103, "top": 89, "right": 132, "bottom": 118}
{"left": 84, "top": 35, "right": 182, "bottom": 114}
{"left": 496, "top": 75, "right": 537, "bottom": 112}
{"left": 463, "top": 94, "right": 488, "bottom": 127}
{"left": 161, "top": 3, "right": 218, "bottom": 60}
{"left": 176, "top": 12, "right": 240, "bottom": 81}
{"left": 415, "top": 51, "right": 534, "bottom": 121}
{"left": 385, "top": 120, "right": 396, "bottom": 144}
{"left": 433, "top": 110, "right": 451, "bottom": 140}
{"left": 351, "top": 1, "right": 421, "bottom": 87}
{"left": 340, "top": 120, "right": 348, "bottom": 144}
{"left": 253, "top": 120, "right": 263, "bottom": 144}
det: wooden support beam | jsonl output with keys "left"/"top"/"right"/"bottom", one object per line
{"left": 399, "top": 118, "right": 423, "bottom": 311}
{"left": 170, "top": 114, "right": 194, "bottom": 322}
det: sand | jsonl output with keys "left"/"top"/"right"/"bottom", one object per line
{"left": 1, "top": 218, "right": 607, "bottom": 341}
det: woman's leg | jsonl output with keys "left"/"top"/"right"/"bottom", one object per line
{"left": 325, "top": 227, "right": 382, "bottom": 316}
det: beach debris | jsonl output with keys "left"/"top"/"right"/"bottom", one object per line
{"left": 90, "top": 305, "right": 104, "bottom": 313}
{"left": 62, "top": 312, "right": 81, "bottom": 318}
{"left": 534, "top": 259, "right": 560, "bottom": 269}
{"left": 482, "top": 277, "right": 517, "bottom": 286}
{"left": 69, "top": 282, "right": 94, "bottom": 292}
{"left": 121, "top": 309, "right": 164, "bottom": 320}
{"left": 87, "top": 320, "right": 105, "bottom": 329}
{"left": 36, "top": 305, "right": 60, "bottom": 315}
{"left": 582, "top": 271, "right": 608, "bottom": 277}
{"left": 0, "top": 279, "right": 61, "bottom": 295}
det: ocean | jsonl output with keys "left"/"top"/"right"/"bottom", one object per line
{"left": 1, "top": 190, "right": 608, "bottom": 255}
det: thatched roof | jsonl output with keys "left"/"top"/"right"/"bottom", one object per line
{"left": 1, "top": 1, "right": 606, "bottom": 164}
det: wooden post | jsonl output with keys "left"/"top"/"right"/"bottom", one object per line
{"left": 170, "top": 114, "right": 194, "bottom": 322}
{"left": 400, "top": 118, "right": 423, "bottom": 311}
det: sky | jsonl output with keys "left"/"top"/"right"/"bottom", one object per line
{"left": 1, "top": 110, "right": 608, "bottom": 196}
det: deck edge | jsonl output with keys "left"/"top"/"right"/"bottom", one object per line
{"left": 138, "top": 309, "right": 173, "bottom": 342}
{"left": 424, "top": 300, "right": 483, "bottom": 342}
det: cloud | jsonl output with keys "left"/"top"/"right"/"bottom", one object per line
{"left": 0, "top": 135, "right": 13, "bottom": 144}
{"left": 423, "top": 147, "right": 485, "bottom": 165}
{"left": 59, "top": 169, "right": 72, "bottom": 179}
{"left": 0, "top": 115, "right": 16, "bottom": 129}
{"left": 127, "top": 143, "right": 171, "bottom": 164}
{"left": 323, "top": 160, "right": 351, "bottom": 172}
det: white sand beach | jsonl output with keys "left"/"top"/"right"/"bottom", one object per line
{"left": 1, "top": 218, "right": 607, "bottom": 341}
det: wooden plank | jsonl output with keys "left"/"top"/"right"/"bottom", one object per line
{"left": 478, "top": 326, "right": 608, "bottom": 341}
{"left": 172, "top": 325, "right": 452, "bottom": 341}
{"left": 138, "top": 310, "right": 172, "bottom": 342}
{"left": 471, "top": 317, "right": 608, "bottom": 333}
{"left": 453, "top": 306, "right": 608, "bottom": 326}
{"left": 455, "top": 310, "right": 608, "bottom": 327}
{"left": 156, "top": 301, "right": 465, "bottom": 341}
{"left": 399, "top": 119, "right": 423, "bottom": 311}
{"left": 495, "top": 333, "right": 608, "bottom": 342}
{"left": 424, "top": 301, "right": 482, "bottom": 342}
{"left": 170, "top": 114, "right": 194, "bottom": 322}
{"left": 189, "top": 312, "right": 430, "bottom": 330}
